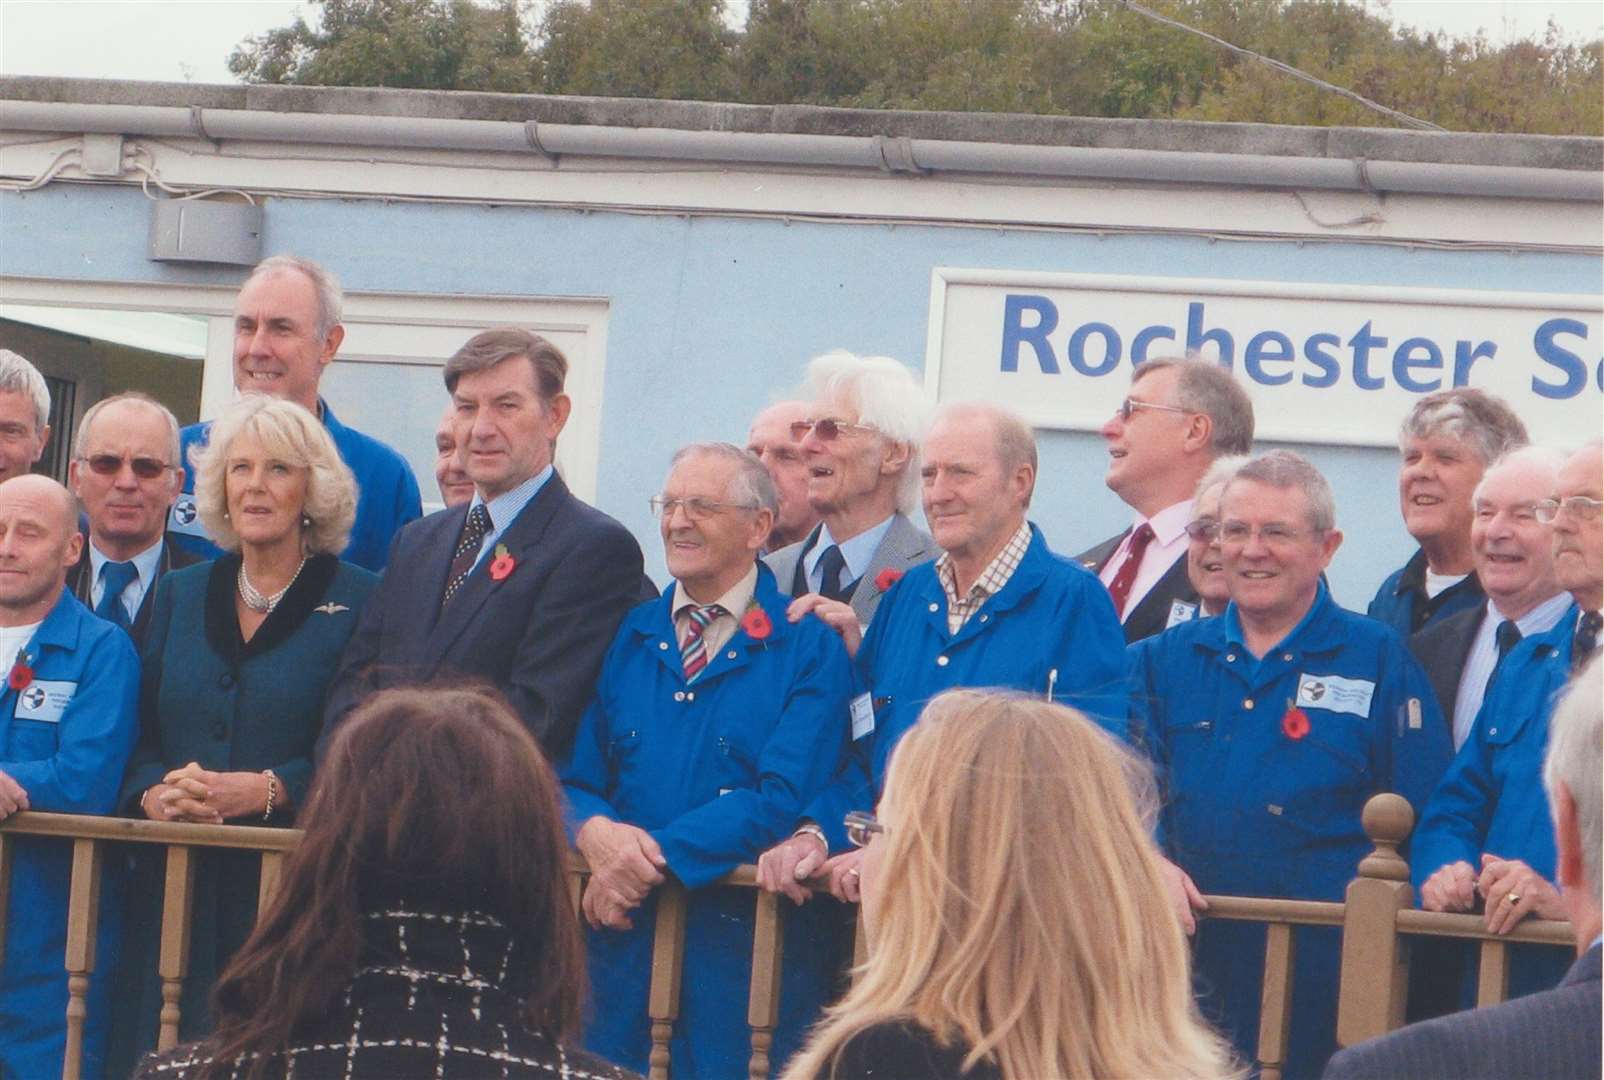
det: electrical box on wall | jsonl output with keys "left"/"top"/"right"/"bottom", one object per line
{"left": 148, "top": 199, "right": 263, "bottom": 266}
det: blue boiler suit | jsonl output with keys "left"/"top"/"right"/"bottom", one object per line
{"left": 0, "top": 589, "right": 139, "bottom": 1080}
{"left": 802, "top": 524, "right": 1129, "bottom": 851}
{"left": 169, "top": 400, "right": 422, "bottom": 572}
{"left": 561, "top": 565, "right": 855, "bottom": 1079}
{"left": 1411, "top": 606, "right": 1580, "bottom": 1000}
{"left": 1129, "top": 584, "right": 1450, "bottom": 1080}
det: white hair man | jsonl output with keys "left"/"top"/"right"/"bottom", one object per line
{"left": 1081, "top": 356, "right": 1255, "bottom": 642}
{"left": 1409, "top": 447, "right": 1572, "bottom": 750}
{"left": 66, "top": 392, "right": 203, "bottom": 644}
{"left": 1325, "top": 656, "right": 1602, "bottom": 1079}
{"left": 0, "top": 350, "right": 51, "bottom": 484}
{"left": 1368, "top": 387, "right": 1528, "bottom": 638}
{"left": 168, "top": 255, "right": 422, "bottom": 572}
{"left": 763, "top": 350, "right": 936, "bottom": 627}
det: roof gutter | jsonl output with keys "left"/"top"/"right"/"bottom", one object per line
{"left": 3, "top": 99, "right": 1598, "bottom": 203}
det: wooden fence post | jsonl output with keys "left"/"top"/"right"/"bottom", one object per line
{"left": 158, "top": 845, "right": 197, "bottom": 1051}
{"left": 647, "top": 883, "right": 688, "bottom": 1080}
{"left": 1336, "top": 793, "right": 1414, "bottom": 1049}
{"left": 747, "top": 889, "right": 785, "bottom": 1080}
{"left": 63, "top": 838, "right": 103, "bottom": 1080}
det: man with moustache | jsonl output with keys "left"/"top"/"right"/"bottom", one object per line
{"left": 169, "top": 255, "right": 421, "bottom": 572}
{"left": 1080, "top": 357, "right": 1254, "bottom": 642}
{"left": 1410, "top": 447, "right": 1572, "bottom": 750}
{"left": 746, "top": 400, "right": 819, "bottom": 553}
{"left": 66, "top": 393, "right": 202, "bottom": 645}
{"left": 764, "top": 351, "right": 935, "bottom": 628}
{"left": 1412, "top": 441, "right": 1604, "bottom": 1001}
{"left": 0, "top": 475, "right": 139, "bottom": 1079}
{"left": 1369, "top": 389, "right": 1528, "bottom": 637}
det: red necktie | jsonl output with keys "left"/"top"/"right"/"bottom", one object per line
{"left": 1107, "top": 523, "right": 1155, "bottom": 618}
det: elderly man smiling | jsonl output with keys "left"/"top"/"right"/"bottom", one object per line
{"left": 1131, "top": 450, "right": 1450, "bottom": 1080}
{"left": 563, "top": 443, "right": 853, "bottom": 1078}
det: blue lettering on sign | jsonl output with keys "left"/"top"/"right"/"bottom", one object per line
{"left": 1392, "top": 337, "right": 1443, "bottom": 393}
{"left": 1068, "top": 322, "right": 1121, "bottom": 375}
{"left": 1244, "top": 331, "right": 1295, "bottom": 386}
{"left": 992, "top": 296, "right": 1598, "bottom": 401}
{"left": 1000, "top": 294, "right": 1059, "bottom": 374}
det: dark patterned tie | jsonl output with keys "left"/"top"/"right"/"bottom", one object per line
{"left": 1107, "top": 523, "right": 1155, "bottom": 618}
{"left": 94, "top": 561, "right": 139, "bottom": 629}
{"left": 441, "top": 504, "right": 492, "bottom": 609}
{"left": 817, "top": 545, "right": 851, "bottom": 603}
{"left": 1574, "top": 610, "right": 1602, "bottom": 674}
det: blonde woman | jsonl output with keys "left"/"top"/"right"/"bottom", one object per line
{"left": 107, "top": 395, "right": 377, "bottom": 1075}
{"left": 783, "top": 689, "right": 1240, "bottom": 1080}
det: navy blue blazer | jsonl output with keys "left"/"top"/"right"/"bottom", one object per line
{"left": 1323, "top": 943, "right": 1601, "bottom": 1079}
{"left": 322, "top": 473, "right": 644, "bottom": 759}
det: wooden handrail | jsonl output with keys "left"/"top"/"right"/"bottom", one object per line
{"left": 0, "top": 811, "right": 299, "bottom": 850}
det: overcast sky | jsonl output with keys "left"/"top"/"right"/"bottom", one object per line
{"left": 1, "top": 0, "right": 1600, "bottom": 86}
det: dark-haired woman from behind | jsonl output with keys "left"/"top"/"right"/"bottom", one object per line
{"left": 133, "top": 686, "right": 639, "bottom": 1080}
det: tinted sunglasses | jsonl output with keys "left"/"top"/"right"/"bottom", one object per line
{"left": 80, "top": 454, "right": 174, "bottom": 480}
{"left": 789, "top": 417, "right": 877, "bottom": 442}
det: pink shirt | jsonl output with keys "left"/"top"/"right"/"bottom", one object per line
{"left": 1098, "top": 499, "right": 1193, "bottom": 622}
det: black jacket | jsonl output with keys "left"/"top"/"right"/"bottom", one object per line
{"left": 322, "top": 474, "right": 644, "bottom": 759}
{"left": 1076, "top": 529, "right": 1199, "bottom": 644}
{"left": 133, "top": 908, "right": 639, "bottom": 1080}
{"left": 1407, "top": 605, "right": 1484, "bottom": 742}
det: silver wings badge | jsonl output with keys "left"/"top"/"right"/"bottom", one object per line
{"left": 313, "top": 602, "right": 350, "bottom": 615}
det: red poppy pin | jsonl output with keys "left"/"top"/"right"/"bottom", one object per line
{"left": 489, "top": 543, "right": 516, "bottom": 582}
{"left": 740, "top": 604, "right": 773, "bottom": 641}
{"left": 7, "top": 651, "right": 32, "bottom": 692}
{"left": 1281, "top": 706, "right": 1311, "bottom": 741}
{"left": 874, "top": 568, "right": 903, "bottom": 593}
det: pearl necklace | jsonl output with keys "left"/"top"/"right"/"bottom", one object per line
{"left": 238, "top": 557, "right": 307, "bottom": 614}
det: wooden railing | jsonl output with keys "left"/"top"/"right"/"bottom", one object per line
{"left": 0, "top": 797, "right": 1575, "bottom": 1080}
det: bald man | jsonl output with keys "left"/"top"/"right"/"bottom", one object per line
{"left": 0, "top": 475, "right": 139, "bottom": 1079}
{"left": 747, "top": 400, "right": 820, "bottom": 552}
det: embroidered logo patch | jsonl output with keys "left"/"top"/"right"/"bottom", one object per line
{"left": 168, "top": 495, "right": 206, "bottom": 536}
{"left": 1295, "top": 673, "right": 1375, "bottom": 718}
{"left": 15, "top": 680, "right": 76, "bottom": 723}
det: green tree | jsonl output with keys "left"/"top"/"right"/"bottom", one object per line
{"left": 539, "top": 0, "right": 735, "bottom": 100}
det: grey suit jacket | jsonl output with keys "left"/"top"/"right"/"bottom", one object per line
{"left": 1322, "top": 944, "right": 1601, "bottom": 1080}
{"left": 763, "top": 512, "right": 937, "bottom": 627}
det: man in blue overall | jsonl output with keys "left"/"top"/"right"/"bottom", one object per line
{"left": 1412, "top": 440, "right": 1604, "bottom": 1000}
{"left": 1132, "top": 449, "right": 1450, "bottom": 1079}
{"left": 757, "top": 402, "right": 1129, "bottom": 904}
{"left": 0, "top": 475, "right": 139, "bottom": 1079}
{"left": 563, "top": 443, "right": 855, "bottom": 1078}
{"left": 168, "top": 255, "right": 421, "bottom": 572}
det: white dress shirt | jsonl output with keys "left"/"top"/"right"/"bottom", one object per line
{"left": 1098, "top": 499, "right": 1193, "bottom": 622}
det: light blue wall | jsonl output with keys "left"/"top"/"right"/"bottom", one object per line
{"left": 5, "top": 184, "right": 1598, "bottom": 604}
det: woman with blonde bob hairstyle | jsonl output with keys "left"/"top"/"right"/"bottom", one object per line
{"left": 783, "top": 690, "right": 1240, "bottom": 1080}
{"left": 107, "top": 395, "right": 379, "bottom": 1074}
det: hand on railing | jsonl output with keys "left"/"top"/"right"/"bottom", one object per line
{"left": 0, "top": 768, "right": 30, "bottom": 819}
{"left": 1419, "top": 860, "right": 1478, "bottom": 914}
{"left": 819, "top": 849, "right": 864, "bottom": 903}
{"left": 576, "top": 816, "right": 667, "bottom": 930}
{"left": 756, "top": 832, "right": 827, "bottom": 905}
{"left": 1159, "top": 856, "right": 1209, "bottom": 935}
{"left": 1478, "top": 854, "right": 1565, "bottom": 934}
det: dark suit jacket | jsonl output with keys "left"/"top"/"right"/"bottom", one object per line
{"left": 1322, "top": 943, "right": 1602, "bottom": 1080}
{"left": 322, "top": 474, "right": 644, "bottom": 759}
{"left": 66, "top": 534, "right": 204, "bottom": 648}
{"left": 1408, "top": 605, "right": 1484, "bottom": 741}
{"left": 1076, "top": 530, "right": 1199, "bottom": 644}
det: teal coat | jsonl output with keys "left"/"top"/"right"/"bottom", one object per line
{"left": 105, "top": 555, "right": 375, "bottom": 1077}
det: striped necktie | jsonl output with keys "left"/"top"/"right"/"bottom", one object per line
{"left": 680, "top": 604, "right": 723, "bottom": 682}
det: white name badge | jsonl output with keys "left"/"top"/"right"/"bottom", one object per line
{"left": 168, "top": 494, "right": 208, "bottom": 538}
{"left": 15, "top": 680, "right": 76, "bottom": 723}
{"left": 1166, "top": 600, "right": 1198, "bottom": 629}
{"left": 1296, "top": 673, "right": 1376, "bottom": 719}
{"left": 850, "top": 693, "right": 875, "bottom": 741}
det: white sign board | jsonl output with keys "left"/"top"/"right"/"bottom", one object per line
{"left": 924, "top": 269, "right": 1602, "bottom": 447}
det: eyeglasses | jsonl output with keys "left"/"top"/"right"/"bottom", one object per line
{"left": 649, "top": 495, "right": 759, "bottom": 521}
{"left": 1184, "top": 517, "right": 1221, "bottom": 542}
{"left": 1115, "top": 397, "right": 1191, "bottom": 422}
{"left": 79, "top": 454, "right": 175, "bottom": 480}
{"left": 844, "top": 811, "right": 885, "bottom": 848}
{"left": 789, "top": 417, "right": 877, "bottom": 442}
{"left": 1534, "top": 496, "right": 1603, "bottom": 525}
{"left": 1218, "top": 521, "right": 1321, "bottom": 546}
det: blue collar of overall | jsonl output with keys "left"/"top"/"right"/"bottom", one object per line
{"left": 1218, "top": 579, "right": 1343, "bottom": 662}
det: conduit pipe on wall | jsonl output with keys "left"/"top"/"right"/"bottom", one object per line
{"left": 2, "top": 99, "right": 1599, "bottom": 203}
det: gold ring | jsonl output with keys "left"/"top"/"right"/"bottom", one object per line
{"left": 1505, "top": 892, "right": 1521, "bottom": 905}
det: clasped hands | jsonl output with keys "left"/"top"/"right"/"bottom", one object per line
{"left": 142, "top": 762, "right": 270, "bottom": 824}
{"left": 1419, "top": 853, "right": 1564, "bottom": 933}
{"left": 576, "top": 817, "right": 669, "bottom": 931}
{"left": 756, "top": 832, "right": 866, "bottom": 904}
